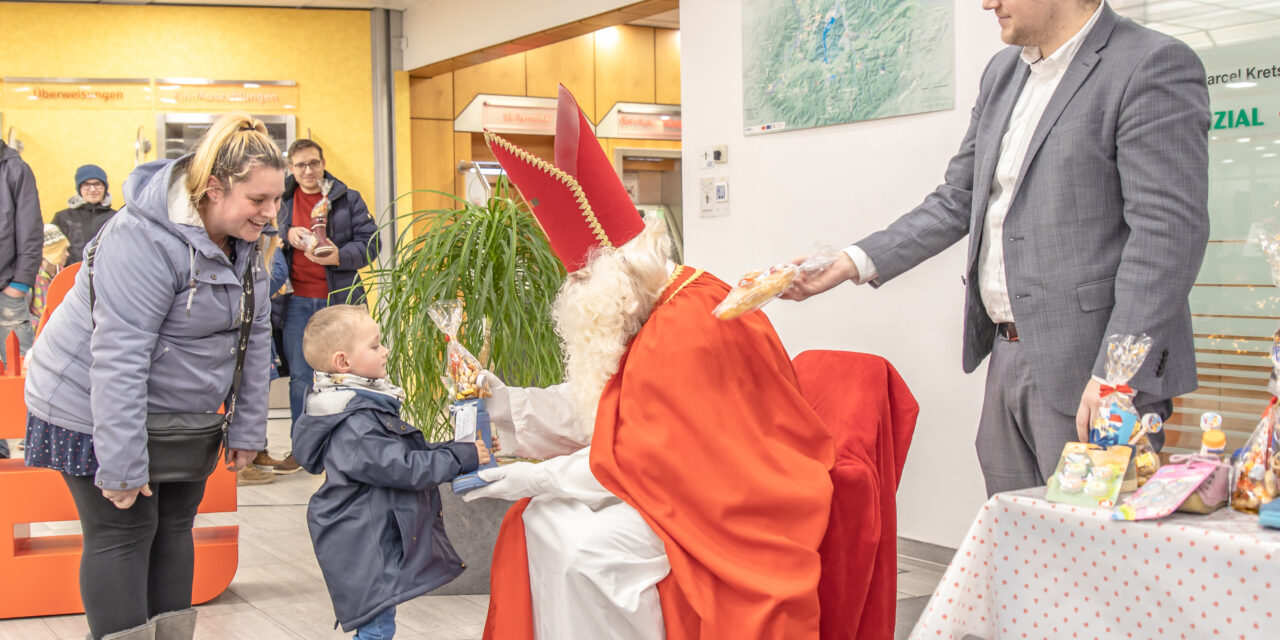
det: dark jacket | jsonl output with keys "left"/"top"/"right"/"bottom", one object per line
{"left": 52, "top": 195, "right": 117, "bottom": 265}
{"left": 292, "top": 390, "right": 479, "bottom": 631}
{"left": 0, "top": 140, "right": 42, "bottom": 290}
{"left": 276, "top": 172, "right": 379, "bottom": 305}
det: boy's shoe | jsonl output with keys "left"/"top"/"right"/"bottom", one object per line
{"left": 237, "top": 467, "right": 276, "bottom": 486}
{"left": 252, "top": 450, "right": 283, "bottom": 470}
{"left": 274, "top": 453, "right": 302, "bottom": 475}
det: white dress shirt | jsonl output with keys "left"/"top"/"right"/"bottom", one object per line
{"left": 846, "top": 2, "right": 1104, "bottom": 326}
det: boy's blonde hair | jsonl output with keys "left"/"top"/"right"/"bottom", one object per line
{"left": 303, "top": 305, "right": 373, "bottom": 372}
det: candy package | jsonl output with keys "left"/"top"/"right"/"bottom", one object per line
{"left": 1114, "top": 455, "right": 1222, "bottom": 520}
{"left": 427, "top": 300, "right": 490, "bottom": 401}
{"left": 1230, "top": 398, "right": 1279, "bottom": 513}
{"left": 713, "top": 247, "right": 841, "bottom": 320}
{"left": 1046, "top": 442, "right": 1131, "bottom": 508}
{"left": 1129, "top": 413, "right": 1164, "bottom": 487}
{"left": 1089, "top": 334, "right": 1153, "bottom": 447}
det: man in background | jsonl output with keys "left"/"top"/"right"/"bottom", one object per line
{"left": 0, "top": 138, "right": 41, "bottom": 459}
{"left": 272, "top": 139, "right": 379, "bottom": 474}
{"left": 51, "top": 164, "right": 116, "bottom": 266}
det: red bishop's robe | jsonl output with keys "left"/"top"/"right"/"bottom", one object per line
{"left": 484, "top": 267, "right": 837, "bottom": 639}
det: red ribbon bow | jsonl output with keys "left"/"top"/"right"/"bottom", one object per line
{"left": 1100, "top": 383, "right": 1133, "bottom": 398}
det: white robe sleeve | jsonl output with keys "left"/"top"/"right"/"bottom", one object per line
{"left": 485, "top": 376, "right": 590, "bottom": 459}
{"left": 528, "top": 447, "right": 617, "bottom": 510}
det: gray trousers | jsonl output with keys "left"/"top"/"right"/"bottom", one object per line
{"left": 976, "top": 335, "right": 1170, "bottom": 497}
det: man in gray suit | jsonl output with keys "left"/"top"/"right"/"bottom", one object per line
{"left": 785, "top": 0, "right": 1210, "bottom": 496}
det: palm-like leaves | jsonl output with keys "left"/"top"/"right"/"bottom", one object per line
{"left": 364, "top": 179, "right": 566, "bottom": 438}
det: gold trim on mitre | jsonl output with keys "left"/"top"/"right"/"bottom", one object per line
{"left": 484, "top": 131, "right": 612, "bottom": 248}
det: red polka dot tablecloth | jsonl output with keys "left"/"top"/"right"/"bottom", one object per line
{"left": 909, "top": 488, "right": 1280, "bottom": 640}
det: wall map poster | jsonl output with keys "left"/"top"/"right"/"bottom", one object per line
{"left": 743, "top": 0, "right": 955, "bottom": 135}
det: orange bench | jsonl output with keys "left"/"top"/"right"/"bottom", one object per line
{"left": 0, "top": 265, "right": 238, "bottom": 619}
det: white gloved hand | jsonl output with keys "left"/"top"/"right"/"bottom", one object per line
{"left": 481, "top": 370, "right": 512, "bottom": 423}
{"left": 461, "top": 462, "right": 548, "bottom": 502}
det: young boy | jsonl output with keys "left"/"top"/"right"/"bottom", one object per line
{"left": 292, "top": 304, "right": 488, "bottom": 639}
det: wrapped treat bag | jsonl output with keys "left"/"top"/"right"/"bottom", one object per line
{"left": 427, "top": 300, "right": 498, "bottom": 494}
{"left": 1089, "top": 334, "right": 1153, "bottom": 447}
{"left": 1230, "top": 398, "right": 1279, "bottom": 513}
{"left": 713, "top": 247, "right": 840, "bottom": 320}
{"left": 1128, "top": 413, "right": 1164, "bottom": 487}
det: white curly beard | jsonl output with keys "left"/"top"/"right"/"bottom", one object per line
{"left": 551, "top": 217, "right": 674, "bottom": 441}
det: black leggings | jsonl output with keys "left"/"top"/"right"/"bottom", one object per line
{"left": 62, "top": 473, "right": 207, "bottom": 640}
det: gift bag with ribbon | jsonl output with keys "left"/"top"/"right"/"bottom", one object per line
{"left": 1090, "top": 334, "right": 1153, "bottom": 447}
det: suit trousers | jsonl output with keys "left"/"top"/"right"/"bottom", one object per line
{"left": 976, "top": 335, "right": 1170, "bottom": 497}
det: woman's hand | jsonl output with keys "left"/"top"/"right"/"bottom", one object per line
{"left": 102, "top": 485, "right": 152, "bottom": 510}
{"left": 226, "top": 448, "right": 257, "bottom": 472}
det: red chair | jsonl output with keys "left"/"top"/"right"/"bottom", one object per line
{"left": 0, "top": 264, "right": 238, "bottom": 619}
{"left": 793, "top": 350, "right": 919, "bottom": 640}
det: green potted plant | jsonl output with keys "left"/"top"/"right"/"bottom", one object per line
{"left": 361, "top": 178, "right": 566, "bottom": 594}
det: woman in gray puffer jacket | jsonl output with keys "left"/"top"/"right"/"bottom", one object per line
{"left": 23, "top": 115, "right": 282, "bottom": 640}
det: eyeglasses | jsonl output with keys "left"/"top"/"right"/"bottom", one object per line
{"left": 81, "top": 181, "right": 105, "bottom": 190}
{"left": 291, "top": 160, "right": 323, "bottom": 172}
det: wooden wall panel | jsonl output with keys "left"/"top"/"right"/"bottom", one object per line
{"left": 409, "top": 73, "right": 453, "bottom": 120}
{"left": 654, "top": 28, "right": 680, "bottom": 105}
{"left": 594, "top": 25, "right": 656, "bottom": 122}
{"left": 454, "top": 131, "right": 473, "bottom": 197}
{"left": 525, "top": 33, "right": 596, "bottom": 119}
{"left": 409, "top": 119, "right": 456, "bottom": 221}
{"left": 453, "top": 53, "right": 527, "bottom": 117}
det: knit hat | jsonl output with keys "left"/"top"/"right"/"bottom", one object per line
{"left": 43, "top": 224, "right": 69, "bottom": 263}
{"left": 75, "top": 164, "right": 108, "bottom": 193}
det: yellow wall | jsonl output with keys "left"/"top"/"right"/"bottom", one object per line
{"left": 409, "top": 25, "right": 680, "bottom": 216}
{"left": 0, "top": 3, "right": 377, "bottom": 221}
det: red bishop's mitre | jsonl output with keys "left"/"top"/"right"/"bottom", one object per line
{"left": 485, "top": 84, "right": 644, "bottom": 272}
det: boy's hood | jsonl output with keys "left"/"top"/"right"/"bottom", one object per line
{"left": 291, "top": 393, "right": 397, "bottom": 473}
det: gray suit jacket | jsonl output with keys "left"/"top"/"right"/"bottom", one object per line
{"left": 856, "top": 5, "right": 1209, "bottom": 414}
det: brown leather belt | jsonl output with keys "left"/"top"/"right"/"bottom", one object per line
{"left": 997, "top": 322, "right": 1019, "bottom": 341}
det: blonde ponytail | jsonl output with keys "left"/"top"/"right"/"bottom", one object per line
{"left": 184, "top": 113, "right": 287, "bottom": 206}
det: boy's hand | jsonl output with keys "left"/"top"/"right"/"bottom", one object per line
{"left": 475, "top": 440, "right": 491, "bottom": 466}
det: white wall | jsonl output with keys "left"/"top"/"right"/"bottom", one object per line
{"left": 681, "top": 0, "right": 1006, "bottom": 549}
{"left": 402, "top": 0, "right": 635, "bottom": 70}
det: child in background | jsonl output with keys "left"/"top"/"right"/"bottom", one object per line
{"left": 30, "top": 224, "right": 69, "bottom": 331}
{"left": 291, "top": 304, "right": 488, "bottom": 639}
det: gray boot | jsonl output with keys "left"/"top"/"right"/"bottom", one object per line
{"left": 151, "top": 608, "right": 197, "bottom": 640}
{"left": 92, "top": 620, "right": 156, "bottom": 640}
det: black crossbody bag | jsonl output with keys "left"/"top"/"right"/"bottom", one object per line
{"left": 87, "top": 236, "right": 255, "bottom": 483}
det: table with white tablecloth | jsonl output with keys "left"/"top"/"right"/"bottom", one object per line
{"left": 909, "top": 488, "right": 1280, "bottom": 640}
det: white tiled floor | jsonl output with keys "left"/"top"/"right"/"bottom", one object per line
{"left": 1, "top": 395, "right": 944, "bottom": 639}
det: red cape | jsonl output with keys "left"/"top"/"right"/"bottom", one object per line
{"left": 483, "top": 270, "right": 917, "bottom": 639}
